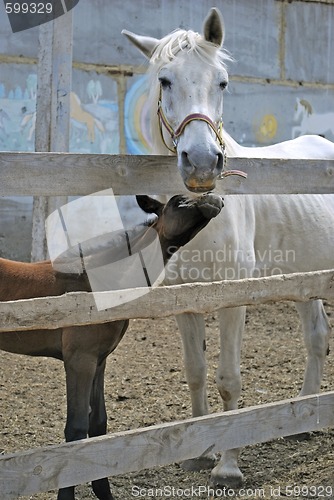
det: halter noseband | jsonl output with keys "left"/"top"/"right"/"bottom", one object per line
{"left": 157, "top": 86, "right": 248, "bottom": 181}
{"left": 157, "top": 87, "right": 225, "bottom": 155}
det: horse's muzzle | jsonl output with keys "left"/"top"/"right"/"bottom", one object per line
{"left": 184, "top": 179, "right": 216, "bottom": 193}
{"left": 179, "top": 148, "right": 224, "bottom": 193}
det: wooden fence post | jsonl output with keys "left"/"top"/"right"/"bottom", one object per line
{"left": 31, "top": 11, "right": 73, "bottom": 261}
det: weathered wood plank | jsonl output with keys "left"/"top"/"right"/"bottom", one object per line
{"left": 31, "top": 13, "right": 72, "bottom": 261}
{"left": 31, "top": 23, "right": 53, "bottom": 261}
{"left": 1, "top": 392, "right": 333, "bottom": 498}
{"left": 1, "top": 269, "right": 334, "bottom": 332}
{"left": 1, "top": 154, "right": 334, "bottom": 196}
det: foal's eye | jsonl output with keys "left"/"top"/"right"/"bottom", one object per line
{"left": 159, "top": 77, "right": 172, "bottom": 89}
{"left": 220, "top": 81, "right": 228, "bottom": 90}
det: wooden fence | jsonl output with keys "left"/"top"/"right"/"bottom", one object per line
{"left": 2, "top": 393, "right": 334, "bottom": 498}
{"left": 1, "top": 152, "right": 334, "bottom": 498}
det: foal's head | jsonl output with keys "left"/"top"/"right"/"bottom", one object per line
{"left": 53, "top": 194, "right": 223, "bottom": 275}
{"left": 137, "top": 193, "right": 223, "bottom": 259}
{"left": 123, "top": 8, "right": 230, "bottom": 192}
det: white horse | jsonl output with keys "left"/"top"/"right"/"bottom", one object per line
{"left": 122, "top": 7, "right": 334, "bottom": 488}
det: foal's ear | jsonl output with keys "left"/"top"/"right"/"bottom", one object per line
{"left": 136, "top": 195, "right": 164, "bottom": 216}
{"left": 122, "top": 30, "right": 159, "bottom": 59}
{"left": 203, "top": 7, "right": 225, "bottom": 47}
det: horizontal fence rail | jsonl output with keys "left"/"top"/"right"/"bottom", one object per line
{"left": 1, "top": 153, "right": 334, "bottom": 195}
{"left": 1, "top": 268, "right": 334, "bottom": 332}
{"left": 1, "top": 392, "right": 334, "bottom": 499}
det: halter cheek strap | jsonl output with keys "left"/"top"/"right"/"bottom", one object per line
{"left": 157, "top": 86, "right": 247, "bottom": 181}
{"left": 157, "top": 90, "right": 225, "bottom": 154}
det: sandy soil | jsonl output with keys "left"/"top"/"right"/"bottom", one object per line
{"left": 1, "top": 302, "right": 334, "bottom": 499}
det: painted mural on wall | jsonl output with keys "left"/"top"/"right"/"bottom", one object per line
{"left": 253, "top": 97, "right": 334, "bottom": 145}
{"left": 0, "top": 70, "right": 153, "bottom": 154}
{"left": 292, "top": 98, "right": 334, "bottom": 139}
{"left": 124, "top": 75, "right": 152, "bottom": 154}
{"left": 0, "top": 70, "right": 120, "bottom": 154}
{"left": 0, "top": 73, "right": 36, "bottom": 151}
{"left": 254, "top": 114, "right": 278, "bottom": 144}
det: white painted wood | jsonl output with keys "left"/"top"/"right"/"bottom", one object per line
{"left": 1, "top": 268, "right": 334, "bottom": 332}
{"left": 0, "top": 155, "right": 334, "bottom": 196}
{"left": 1, "top": 392, "right": 333, "bottom": 498}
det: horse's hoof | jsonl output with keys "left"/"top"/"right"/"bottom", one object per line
{"left": 180, "top": 455, "right": 216, "bottom": 471}
{"left": 210, "top": 474, "right": 243, "bottom": 490}
{"left": 210, "top": 465, "right": 243, "bottom": 489}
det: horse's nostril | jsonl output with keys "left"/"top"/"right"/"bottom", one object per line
{"left": 216, "top": 152, "right": 224, "bottom": 173}
{"left": 181, "top": 151, "right": 193, "bottom": 171}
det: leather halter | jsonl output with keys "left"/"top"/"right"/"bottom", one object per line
{"left": 156, "top": 86, "right": 248, "bottom": 181}
{"left": 157, "top": 86, "right": 225, "bottom": 154}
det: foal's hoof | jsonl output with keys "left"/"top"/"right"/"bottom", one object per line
{"left": 180, "top": 455, "right": 216, "bottom": 472}
{"left": 197, "top": 194, "right": 224, "bottom": 219}
{"left": 285, "top": 432, "right": 312, "bottom": 442}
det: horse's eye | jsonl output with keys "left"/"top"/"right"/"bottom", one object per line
{"left": 220, "top": 81, "right": 228, "bottom": 90}
{"left": 159, "top": 77, "right": 172, "bottom": 89}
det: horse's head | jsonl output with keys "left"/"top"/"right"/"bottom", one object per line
{"left": 136, "top": 193, "right": 223, "bottom": 259}
{"left": 123, "top": 8, "right": 230, "bottom": 193}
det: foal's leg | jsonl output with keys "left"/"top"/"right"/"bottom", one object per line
{"left": 89, "top": 360, "right": 108, "bottom": 438}
{"left": 58, "top": 329, "right": 99, "bottom": 500}
{"left": 295, "top": 300, "right": 331, "bottom": 396}
{"left": 89, "top": 359, "right": 114, "bottom": 500}
{"left": 211, "top": 306, "right": 246, "bottom": 489}
{"left": 176, "top": 312, "right": 214, "bottom": 470}
{"left": 88, "top": 321, "right": 128, "bottom": 500}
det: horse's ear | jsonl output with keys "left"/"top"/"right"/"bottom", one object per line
{"left": 122, "top": 30, "right": 159, "bottom": 59}
{"left": 203, "top": 7, "right": 225, "bottom": 47}
{"left": 136, "top": 195, "right": 164, "bottom": 216}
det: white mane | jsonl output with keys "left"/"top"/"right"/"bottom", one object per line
{"left": 150, "top": 29, "right": 231, "bottom": 69}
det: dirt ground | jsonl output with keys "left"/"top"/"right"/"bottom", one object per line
{"left": 1, "top": 302, "right": 334, "bottom": 499}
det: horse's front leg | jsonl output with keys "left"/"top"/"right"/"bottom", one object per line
{"left": 176, "top": 312, "right": 214, "bottom": 470}
{"left": 176, "top": 312, "right": 208, "bottom": 416}
{"left": 211, "top": 306, "right": 246, "bottom": 489}
{"left": 295, "top": 300, "right": 331, "bottom": 396}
